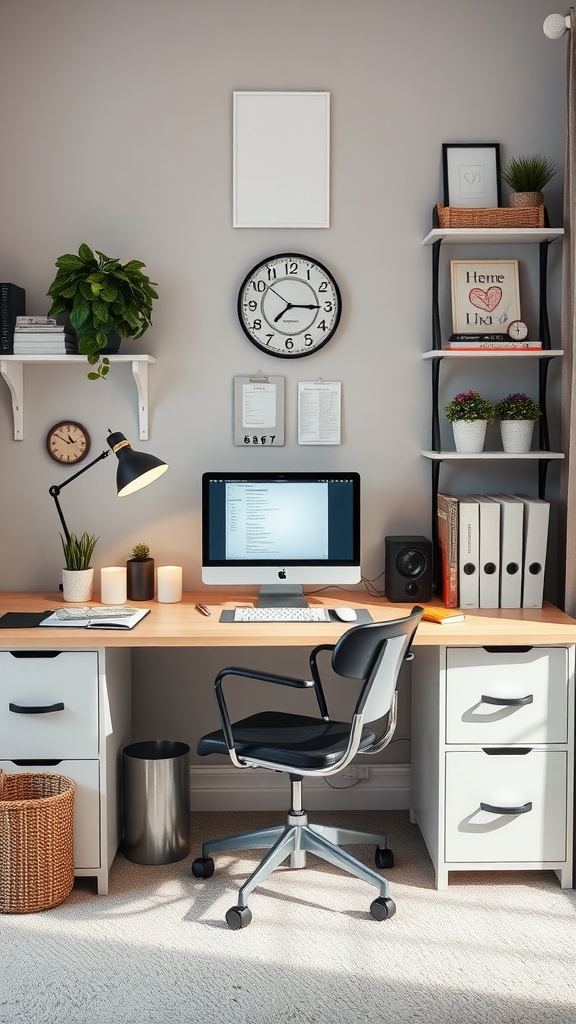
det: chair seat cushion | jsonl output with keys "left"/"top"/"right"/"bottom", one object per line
{"left": 197, "top": 711, "right": 376, "bottom": 771}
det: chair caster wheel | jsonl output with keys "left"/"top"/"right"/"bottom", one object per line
{"left": 226, "top": 905, "right": 253, "bottom": 930}
{"left": 375, "top": 846, "right": 394, "bottom": 869}
{"left": 370, "top": 896, "right": 396, "bottom": 921}
{"left": 191, "top": 856, "right": 214, "bottom": 879}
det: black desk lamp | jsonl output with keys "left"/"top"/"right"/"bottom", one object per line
{"left": 49, "top": 430, "right": 169, "bottom": 544}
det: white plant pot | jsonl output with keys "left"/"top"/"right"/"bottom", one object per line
{"left": 500, "top": 419, "right": 534, "bottom": 454}
{"left": 62, "top": 567, "right": 94, "bottom": 603}
{"left": 452, "top": 419, "right": 487, "bottom": 454}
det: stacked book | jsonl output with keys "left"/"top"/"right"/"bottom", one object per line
{"left": 443, "top": 333, "right": 542, "bottom": 351}
{"left": 13, "top": 316, "right": 77, "bottom": 354}
{"left": 436, "top": 492, "right": 549, "bottom": 610}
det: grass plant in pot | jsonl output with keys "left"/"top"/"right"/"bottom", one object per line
{"left": 47, "top": 243, "right": 158, "bottom": 380}
{"left": 495, "top": 392, "right": 541, "bottom": 453}
{"left": 444, "top": 390, "right": 495, "bottom": 454}
{"left": 127, "top": 541, "right": 155, "bottom": 600}
{"left": 60, "top": 531, "right": 99, "bottom": 602}
{"left": 501, "top": 154, "right": 558, "bottom": 208}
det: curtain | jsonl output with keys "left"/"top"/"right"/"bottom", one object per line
{"left": 560, "top": 7, "right": 576, "bottom": 616}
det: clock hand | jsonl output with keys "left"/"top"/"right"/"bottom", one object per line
{"left": 289, "top": 304, "right": 320, "bottom": 310}
{"left": 274, "top": 303, "right": 294, "bottom": 323}
{"left": 55, "top": 433, "right": 73, "bottom": 443}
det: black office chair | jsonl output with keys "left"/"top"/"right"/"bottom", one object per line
{"left": 191, "top": 606, "right": 423, "bottom": 928}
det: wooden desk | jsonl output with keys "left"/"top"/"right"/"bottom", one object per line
{"left": 1, "top": 590, "right": 575, "bottom": 894}
{"left": 1, "top": 590, "right": 576, "bottom": 648}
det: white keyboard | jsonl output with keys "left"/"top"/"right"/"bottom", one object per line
{"left": 233, "top": 606, "right": 331, "bottom": 623}
{"left": 55, "top": 606, "right": 135, "bottom": 620}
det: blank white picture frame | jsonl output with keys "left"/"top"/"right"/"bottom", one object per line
{"left": 233, "top": 91, "right": 330, "bottom": 228}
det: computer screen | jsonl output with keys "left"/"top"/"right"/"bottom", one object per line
{"left": 202, "top": 471, "right": 361, "bottom": 606}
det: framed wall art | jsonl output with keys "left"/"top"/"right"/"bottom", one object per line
{"left": 232, "top": 91, "right": 330, "bottom": 228}
{"left": 450, "top": 259, "right": 521, "bottom": 334}
{"left": 442, "top": 143, "right": 501, "bottom": 208}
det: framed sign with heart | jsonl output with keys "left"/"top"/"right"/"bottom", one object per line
{"left": 450, "top": 259, "right": 521, "bottom": 334}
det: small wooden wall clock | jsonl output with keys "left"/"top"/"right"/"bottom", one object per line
{"left": 46, "top": 421, "right": 91, "bottom": 464}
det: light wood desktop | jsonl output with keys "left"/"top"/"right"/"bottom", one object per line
{"left": 1, "top": 589, "right": 576, "bottom": 647}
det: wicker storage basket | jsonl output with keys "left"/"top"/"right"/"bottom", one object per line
{"left": 0, "top": 770, "right": 75, "bottom": 913}
{"left": 435, "top": 202, "right": 545, "bottom": 229}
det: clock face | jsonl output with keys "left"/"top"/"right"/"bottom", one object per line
{"left": 46, "top": 421, "right": 91, "bottom": 464}
{"left": 237, "top": 253, "right": 342, "bottom": 358}
{"left": 507, "top": 319, "right": 529, "bottom": 341}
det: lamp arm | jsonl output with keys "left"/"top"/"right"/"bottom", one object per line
{"left": 49, "top": 449, "right": 110, "bottom": 545}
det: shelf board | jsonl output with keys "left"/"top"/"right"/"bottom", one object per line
{"left": 422, "top": 349, "right": 563, "bottom": 359}
{"left": 422, "top": 227, "right": 564, "bottom": 246}
{"left": 0, "top": 354, "right": 156, "bottom": 441}
{"left": 422, "top": 450, "right": 564, "bottom": 461}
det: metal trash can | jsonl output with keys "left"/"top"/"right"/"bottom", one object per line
{"left": 122, "top": 740, "right": 190, "bottom": 864}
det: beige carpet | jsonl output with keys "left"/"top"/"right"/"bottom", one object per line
{"left": 2, "top": 810, "right": 576, "bottom": 1024}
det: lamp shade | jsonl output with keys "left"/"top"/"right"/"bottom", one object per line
{"left": 107, "top": 431, "right": 169, "bottom": 497}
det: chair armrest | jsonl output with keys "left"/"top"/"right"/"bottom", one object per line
{"left": 309, "top": 644, "right": 335, "bottom": 720}
{"left": 213, "top": 667, "right": 315, "bottom": 761}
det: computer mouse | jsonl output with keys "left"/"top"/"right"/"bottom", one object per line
{"left": 333, "top": 607, "right": 358, "bottom": 623}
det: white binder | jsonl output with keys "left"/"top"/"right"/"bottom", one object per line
{"left": 468, "top": 494, "right": 500, "bottom": 608}
{"left": 515, "top": 494, "right": 550, "bottom": 608}
{"left": 490, "top": 495, "right": 524, "bottom": 609}
{"left": 458, "top": 496, "right": 479, "bottom": 608}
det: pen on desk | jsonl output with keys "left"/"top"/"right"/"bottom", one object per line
{"left": 195, "top": 603, "right": 211, "bottom": 616}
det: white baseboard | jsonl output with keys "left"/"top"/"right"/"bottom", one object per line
{"left": 190, "top": 764, "right": 410, "bottom": 812}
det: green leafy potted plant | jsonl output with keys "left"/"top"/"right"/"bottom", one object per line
{"left": 127, "top": 541, "right": 155, "bottom": 600}
{"left": 60, "top": 531, "right": 99, "bottom": 602}
{"left": 46, "top": 243, "right": 158, "bottom": 380}
{"left": 500, "top": 154, "right": 559, "bottom": 208}
{"left": 444, "top": 390, "right": 494, "bottom": 453}
{"left": 495, "top": 392, "right": 541, "bottom": 453}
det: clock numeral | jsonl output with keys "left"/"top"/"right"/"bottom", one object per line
{"left": 252, "top": 319, "right": 262, "bottom": 331}
{"left": 317, "top": 320, "right": 329, "bottom": 332}
{"left": 318, "top": 281, "right": 328, "bottom": 292}
{"left": 323, "top": 301, "right": 333, "bottom": 312}
{"left": 266, "top": 267, "right": 277, "bottom": 280}
{"left": 251, "top": 280, "right": 266, "bottom": 292}
{"left": 265, "top": 334, "right": 275, "bottom": 345}
{"left": 248, "top": 300, "right": 257, "bottom": 312}
{"left": 285, "top": 262, "right": 298, "bottom": 275}
{"left": 285, "top": 338, "right": 294, "bottom": 350}
{"left": 304, "top": 334, "right": 314, "bottom": 347}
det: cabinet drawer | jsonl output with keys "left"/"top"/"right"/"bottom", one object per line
{"left": 0, "top": 651, "right": 99, "bottom": 758}
{"left": 445, "top": 750, "right": 567, "bottom": 863}
{"left": 445, "top": 647, "right": 568, "bottom": 743}
{"left": 0, "top": 759, "right": 100, "bottom": 869}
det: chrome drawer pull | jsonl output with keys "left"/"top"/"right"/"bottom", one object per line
{"left": 480, "top": 694, "right": 533, "bottom": 706}
{"left": 480, "top": 801, "right": 533, "bottom": 815}
{"left": 8, "top": 701, "right": 65, "bottom": 715}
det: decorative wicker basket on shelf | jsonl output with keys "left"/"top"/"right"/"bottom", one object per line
{"left": 0, "top": 770, "right": 76, "bottom": 913}
{"left": 435, "top": 202, "right": 545, "bottom": 229}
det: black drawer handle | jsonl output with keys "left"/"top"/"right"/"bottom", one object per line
{"left": 9, "top": 701, "right": 65, "bottom": 715}
{"left": 482, "top": 646, "right": 533, "bottom": 654}
{"left": 480, "top": 801, "right": 533, "bottom": 815}
{"left": 481, "top": 694, "right": 534, "bottom": 707}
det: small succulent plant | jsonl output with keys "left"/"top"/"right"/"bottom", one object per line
{"left": 131, "top": 542, "right": 151, "bottom": 561}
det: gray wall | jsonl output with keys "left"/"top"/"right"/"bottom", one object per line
{"left": 0, "top": 0, "right": 568, "bottom": 755}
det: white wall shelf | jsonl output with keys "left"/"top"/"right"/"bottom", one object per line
{"left": 422, "top": 450, "right": 564, "bottom": 461}
{"left": 0, "top": 354, "right": 156, "bottom": 441}
{"left": 422, "top": 349, "right": 564, "bottom": 360}
{"left": 422, "top": 226, "right": 564, "bottom": 246}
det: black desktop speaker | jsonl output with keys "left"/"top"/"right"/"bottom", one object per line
{"left": 384, "top": 535, "right": 433, "bottom": 603}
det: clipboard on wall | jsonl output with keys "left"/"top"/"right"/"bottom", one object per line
{"left": 233, "top": 375, "right": 285, "bottom": 446}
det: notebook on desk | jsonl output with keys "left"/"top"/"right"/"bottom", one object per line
{"left": 39, "top": 607, "right": 150, "bottom": 630}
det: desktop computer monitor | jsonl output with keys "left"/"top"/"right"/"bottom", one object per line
{"left": 202, "top": 471, "right": 361, "bottom": 606}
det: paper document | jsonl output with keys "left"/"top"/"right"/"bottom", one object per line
{"left": 298, "top": 381, "right": 341, "bottom": 444}
{"left": 242, "top": 382, "right": 277, "bottom": 427}
{"left": 40, "top": 608, "right": 150, "bottom": 630}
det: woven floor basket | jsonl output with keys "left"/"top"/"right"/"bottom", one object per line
{"left": 435, "top": 202, "right": 545, "bottom": 229}
{"left": 0, "top": 770, "right": 75, "bottom": 913}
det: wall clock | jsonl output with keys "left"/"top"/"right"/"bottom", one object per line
{"left": 237, "top": 252, "right": 342, "bottom": 358}
{"left": 46, "top": 420, "right": 91, "bottom": 464}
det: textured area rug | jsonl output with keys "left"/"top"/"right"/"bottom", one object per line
{"left": 2, "top": 810, "right": 576, "bottom": 1024}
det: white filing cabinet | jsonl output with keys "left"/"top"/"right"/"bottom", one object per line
{"left": 410, "top": 644, "right": 574, "bottom": 889}
{"left": 0, "top": 647, "right": 131, "bottom": 894}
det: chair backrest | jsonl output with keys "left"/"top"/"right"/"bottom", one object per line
{"left": 331, "top": 607, "right": 423, "bottom": 724}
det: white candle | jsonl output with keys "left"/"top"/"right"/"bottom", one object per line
{"left": 157, "top": 565, "right": 183, "bottom": 603}
{"left": 100, "top": 566, "right": 127, "bottom": 604}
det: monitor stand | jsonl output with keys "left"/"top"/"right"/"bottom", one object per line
{"left": 257, "top": 585, "right": 308, "bottom": 608}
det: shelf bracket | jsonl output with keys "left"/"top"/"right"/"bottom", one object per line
{"left": 131, "top": 359, "right": 150, "bottom": 440}
{"left": 0, "top": 359, "right": 24, "bottom": 440}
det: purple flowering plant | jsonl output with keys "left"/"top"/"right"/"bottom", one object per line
{"left": 494, "top": 393, "right": 541, "bottom": 421}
